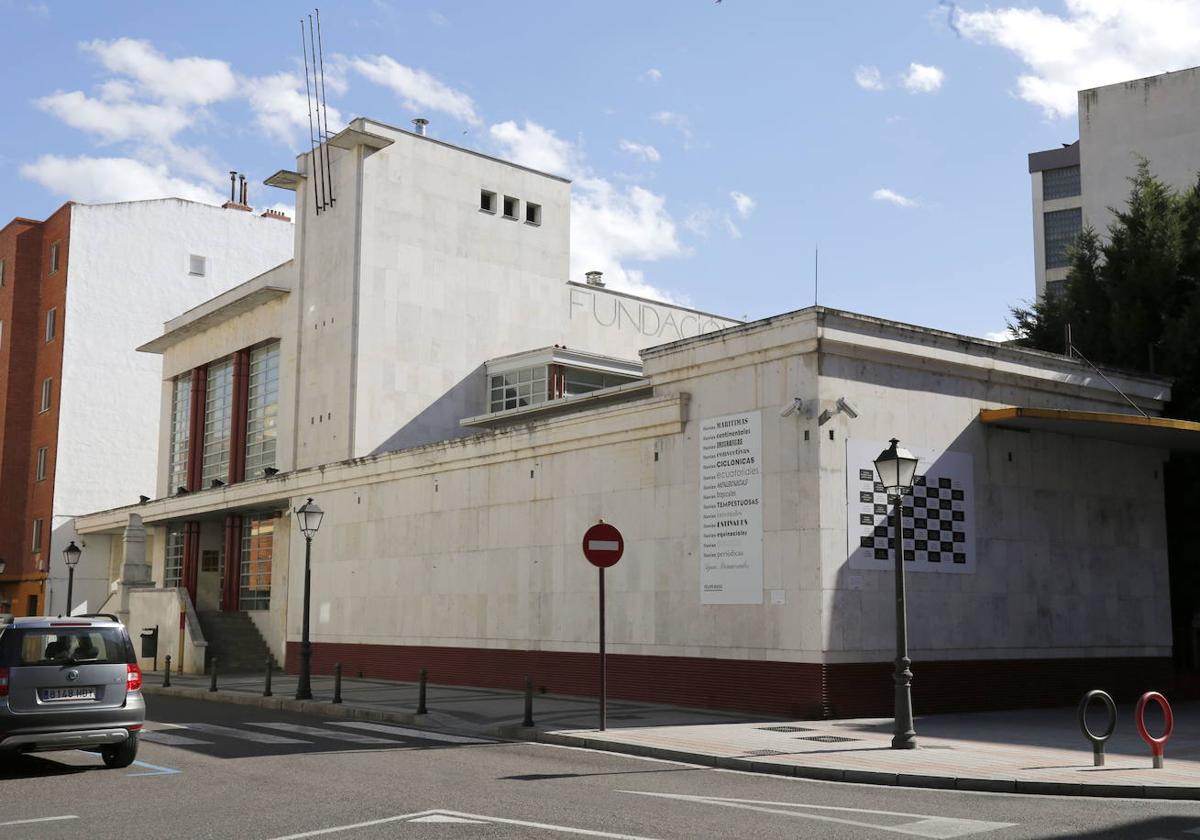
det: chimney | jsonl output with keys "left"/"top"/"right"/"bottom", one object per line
{"left": 412, "top": 117, "right": 429, "bottom": 136}
{"left": 260, "top": 209, "right": 292, "bottom": 223}
{"left": 585, "top": 270, "right": 605, "bottom": 288}
{"left": 228, "top": 171, "right": 237, "bottom": 203}
{"left": 239, "top": 173, "right": 247, "bottom": 206}
{"left": 222, "top": 172, "right": 252, "bottom": 212}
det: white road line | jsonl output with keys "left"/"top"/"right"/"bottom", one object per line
{"left": 181, "top": 723, "right": 311, "bottom": 744}
{"left": 327, "top": 720, "right": 493, "bottom": 744}
{"left": 126, "top": 759, "right": 182, "bottom": 777}
{"left": 247, "top": 722, "right": 399, "bottom": 744}
{"left": 265, "top": 809, "right": 660, "bottom": 840}
{"left": 619, "top": 791, "right": 1014, "bottom": 839}
{"left": 408, "top": 814, "right": 488, "bottom": 823}
{"left": 140, "top": 730, "right": 212, "bottom": 746}
{"left": 0, "top": 816, "right": 79, "bottom": 827}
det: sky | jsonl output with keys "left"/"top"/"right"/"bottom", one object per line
{"left": 2, "top": 0, "right": 1198, "bottom": 340}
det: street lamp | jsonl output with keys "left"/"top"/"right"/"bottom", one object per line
{"left": 63, "top": 541, "right": 82, "bottom": 617}
{"left": 294, "top": 498, "right": 323, "bottom": 700}
{"left": 873, "top": 439, "right": 919, "bottom": 750}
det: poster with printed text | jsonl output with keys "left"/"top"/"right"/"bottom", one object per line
{"left": 845, "top": 438, "right": 976, "bottom": 574}
{"left": 699, "top": 411, "right": 763, "bottom": 604}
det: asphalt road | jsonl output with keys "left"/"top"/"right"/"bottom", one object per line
{"left": 3, "top": 695, "right": 1200, "bottom": 839}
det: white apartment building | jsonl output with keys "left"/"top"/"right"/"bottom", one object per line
{"left": 1030, "top": 66, "right": 1200, "bottom": 299}
{"left": 73, "top": 118, "right": 1197, "bottom": 718}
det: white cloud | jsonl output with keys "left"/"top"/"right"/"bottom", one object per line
{"left": 724, "top": 217, "right": 742, "bottom": 240}
{"left": 244, "top": 72, "right": 344, "bottom": 147}
{"left": 983, "top": 328, "right": 1016, "bottom": 343}
{"left": 855, "top": 65, "right": 885, "bottom": 91}
{"left": 872, "top": 187, "right": 919, "bottom": 208}
{"left": 33, "top": 90, "right": 191, "bottom": 144}
{"left": 957, "top": 0, "right": 1200, "bottom": 118}
{"left": 618, "top": 139, "right": 661, "bottom": 162}
{"left": 684, "top": 204, "right": 743, "bottom": 242}
{"left": 641, "top": 68, "right": 663, "bottom": 83}
{"left": 81, "top": 38, "right": 237, "bottom": 105}
{"left": 651, "top": 110, "right": 693, "bottom": 142}
{"left": 351, "top": 54, "right": 481, "bottom": 125}
{"left": 902, "top": 62, "right": 945, "bottom": 93}
{"left": 20, "top": 154, "right": 222, "bottom": 205}
{"left": 428, "top": 10, "right": 449, "bottom": 26}
{"left": 489, "top": 120, "right": 683, "bottom": 301}
{"left": 730, "top": 191, "right": 755, "bottom": 218}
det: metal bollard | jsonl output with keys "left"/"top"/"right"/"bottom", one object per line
{"left": 1136, "top": 691, "right": 1174, "bottom": 769}
{"left": 523, "top": 674, "right": 535, "bottom": 728}
{"left": 209, "top": 658, "right": 218, "bottom": 692}
{"left": 1078, "top": 689, "right": 1116, "bottom": 767}
{"left": 417, "top": 667, "right": 428, "bottom": 715}
{"left": 263, "top": 658, "right": 273, "bottom": 697}
{"left": 332, "top": 662, "right": 343, "bottom": 704}
{"left": 163, "top": 655, "right": 172, "bottom": 687}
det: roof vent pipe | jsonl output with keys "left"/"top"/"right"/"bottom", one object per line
{"left": 412, "top": 117, "right": 429, "bottom": 136}
{"left": 585, "top": 270, "right": 605, "bottom": 287}
{"left": 228, "top": 171, "right": 237, "bottom": 203}
{"left": 239, "top": 173, "right": 247, "bottom": 206}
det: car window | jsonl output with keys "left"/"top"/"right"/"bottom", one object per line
{"left": 4, "top": 628, "right": 132, "bottom": 665}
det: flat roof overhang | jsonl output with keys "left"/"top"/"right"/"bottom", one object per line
{"left": 980, "top": 407, "right": 1200, "bottom": 452}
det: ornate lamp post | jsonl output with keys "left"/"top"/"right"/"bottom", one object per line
{"left": 63, "top": 540, "right": 82, "bottom": 617}
{"left": 873, "top": 439, "right": 920, "bottom": 750}
{"left": 294, "top": 498, "right": 324, "bottom": 700}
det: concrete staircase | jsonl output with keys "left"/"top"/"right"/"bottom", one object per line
{"left": 196, "top": 611, "right": 277, "bottom": 674}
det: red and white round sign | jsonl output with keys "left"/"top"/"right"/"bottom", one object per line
{"left": 582, "top": 522, "right": 624, "bottom": 568}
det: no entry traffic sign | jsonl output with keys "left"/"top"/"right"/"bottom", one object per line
{"left": 582, "top": 521, "right": 624, "bottom": 568}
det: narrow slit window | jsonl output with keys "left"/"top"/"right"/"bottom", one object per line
{"left": 45, "top": 308, "right": 56, "bottom": 342}
{"left": 49, "top": 241, "right": 60, "bottom": 274}
{"left": 35, "top": 447, "right": 47, "bottom": 481}
{"left": 31, "top": 518, "right": 42, "bottom": 552}
{"left": 40, "top": 377, "right": 52, "bottom": 412}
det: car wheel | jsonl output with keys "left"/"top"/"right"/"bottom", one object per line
{"left": 101, "top": 734, "right": 138, "bottom": 769}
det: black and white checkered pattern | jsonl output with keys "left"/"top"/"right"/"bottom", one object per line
{"left": 855, "top": 469, "right": 968, "bottom": 565}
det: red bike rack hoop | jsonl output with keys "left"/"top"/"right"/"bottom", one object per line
{"left": 1135, "top": 691, "right": 1174, "bottom": 768}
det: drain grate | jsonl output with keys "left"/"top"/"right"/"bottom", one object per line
{"left": 743, "top": 749, "right": 789, "bottom": 757}
{"left": 797, "top": 735, "right": 857, "bottom": 743}
{"left": 756, "top": 725, "right": 813, "bottom": 733}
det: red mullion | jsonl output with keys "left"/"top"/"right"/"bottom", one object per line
{"left": 221, "top": 514, "right": 242, "bottom": 612}
{"left": 181, "top": 521, "right": 200, "bottom": 607}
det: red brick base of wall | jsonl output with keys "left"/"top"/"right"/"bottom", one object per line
{"left": 285, "top": 641, "right": 1181, "bottom": 719}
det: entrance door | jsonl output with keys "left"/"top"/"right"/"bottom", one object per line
{"left": 196, "top": 548, "right": 224, "bottom": 611}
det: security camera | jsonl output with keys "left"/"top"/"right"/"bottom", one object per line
{"left": 779, "top": 398, "right": 804, "bottom": 418}
{"left": 836, "top": 397, "right": 859, "bottom": 419}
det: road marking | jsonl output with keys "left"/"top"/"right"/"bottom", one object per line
{"left": 265, "top": 809, "right": 660, "bottom": 839}
{"left": 140, "top": 730, "right": 212, "bottom": 746}
{"left": 182, "top": 722, "right": 311, "bottom": 744}
{"left": 0, "top": 816, "right": 78, "bottom": 827}
{"left": 247, "top": 722, "right": 399, "bottom": 744}
{"left": 619, "top": 792, "right": 1014, "bottom": 838}
{"left": 327, "top": 720, "right": 493, "bottom": 744}
{"left": 408, "top": 814, "right": 488, "bottom": 824}
{"left": 127, "top": 759, "right": 182, "bottom": 777}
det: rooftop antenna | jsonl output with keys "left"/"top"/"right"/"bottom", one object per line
{"left": 300, "top": 18, "right": 321, "bottom": 214}
{"left": 315, "top": 8, "right": 335, "bottom": 208}
{"left": 1066, "top": 333, "right": 1150, "bottom": 419}
{"left": 308, "top": 14, "right": 327, "bottom": 210}
{"left": 814, "top": 245, "right": 819, "bottom": 307}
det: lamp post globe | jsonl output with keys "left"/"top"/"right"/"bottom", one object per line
{"left": 63, "top": 540, "right": 82, "bottom": 617}
{"left": 294, "top": 498, "right": 323, "bottom": 700}
{"left": 873, "top": 439, "right": 919, "bottom": 750}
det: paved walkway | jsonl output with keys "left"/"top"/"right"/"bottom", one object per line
{"left": 143, "top": 670, "right": 1200, "bottom": 799}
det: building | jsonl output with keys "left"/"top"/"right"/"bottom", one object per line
{"left": 0, "top": 198, "right": 294, "bottom": 619}
{"left": 1029, "top": 66, "right": 1200, "bottom": 300}
{"left": 72, "top": 117, "right": 1197, "bottom": 717}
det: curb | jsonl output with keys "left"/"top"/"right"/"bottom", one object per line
{"left": 144, "top": 686, "right": 1200, "bottom": 801}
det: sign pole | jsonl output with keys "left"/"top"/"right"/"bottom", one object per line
{"left": 599, "top": 565, "right": 606, "bottom": 731}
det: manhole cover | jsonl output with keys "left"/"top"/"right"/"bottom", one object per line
{"left": 756, "top": 725, "right": 813, "bottom": 732}
{"left": 798, "top": 735, "right": 857, "bottom": 743}
{"left": 743, "top": 749, "right": 789, "bottom": 757}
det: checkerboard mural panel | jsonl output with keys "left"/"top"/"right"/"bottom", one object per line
{"left": 845, "top": 439, "right": 976, "bottom": 574}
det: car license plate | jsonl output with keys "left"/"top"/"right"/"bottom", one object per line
{"left": 39, "top": 686, "right": 96, "bottom": 702}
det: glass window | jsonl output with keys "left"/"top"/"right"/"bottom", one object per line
{"left": 3, "top": 628, "right": 132, "bottom": 666}
{"left": 1, "top": 257, "right": 6, "bottom": 286}
{"left": 49, "top": 241, "right": 59, "bottom": 274}
{"left": 188, "top": 255, "right": 207, "bottom": 276}
{"left": 201, "top": 358, "right": 233, "bottom": 486}
{"left": 164, "top": 525, "right": 185, "bottom": 588}
{"left": 480, "top": 190, "right": 496, "bottom": 213}
{"left": 1042, "top": 165, "right": 1081, "bottom": 201}
{"left": 31, "top": 518, "right": 42, "bottom": 552}
{"left": 244, "top": 343, "right": 280, "bottom": 476}
{"left": 40, "top": 377, "right": 52, "bottom": 412}
{"left": 240, "top": 515, "right": 274, "bottom": 611}
{"left": 45, "top": 308, "right": 56, "bottom": 342}
{"left": 1044, "top": 207, "right": 1083, "bottom": 270}
{"left": 169, "top": 375, "right": 192, "bottom": 492}
{"left": 488, "top": 365, "right": 547, "bottom": 412}
{"left": 525, "top": 202, "right": 541, "bottom": 225}
{"left": 1045, "top": 279, "right": 1066, "bottom": 301}
{"left": 563, "top": 367, "right": 637, "bottom": 397}
{"left": 35, "top": 447, "right": 47, "bottom": 481}
{"left": 503, "top": 196, "right": 518, "bottom": 219}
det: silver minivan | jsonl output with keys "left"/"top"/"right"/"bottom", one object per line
{"left": 0, "top": 615, "right": 145, "bottom": 768}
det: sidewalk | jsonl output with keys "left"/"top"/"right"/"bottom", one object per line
{"left": 143, "top": 670, "right": 1200, "bottom": 799}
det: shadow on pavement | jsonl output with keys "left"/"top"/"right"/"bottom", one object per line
{"left": 0, "top": 753, "right": 93, "bottom": 779}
